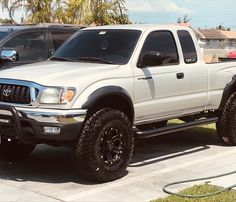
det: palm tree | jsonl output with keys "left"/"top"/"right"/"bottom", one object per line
{"left": 177, "top": 15, "right": 191, "bottom": 24}
{"left": 25, "top": 0, "right": 56, "bottom": 23}
{"left": 0, "top": 0, "right": 131, "bottom": 24}
{"left": 0, "top": 0, "right": 60, "bottom": 23}
{"left": 0, "top": 0, "right": 9, "bottom": 10}
{"left": 85, "top": 0, "right": 130, "bottom": 25}
{"left": 55, "top": 0, "right": 86, "bottom": 24}
{"left": 0, "top": 0, "right": 17, "bottom": 21}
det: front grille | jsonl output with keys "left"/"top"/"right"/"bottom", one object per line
{"left": 0, "top": 84, "right": 31, "bottom": 104}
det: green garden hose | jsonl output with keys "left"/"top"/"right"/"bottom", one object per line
{"left": 163, "top": 170, "right": 236, "bottom": 198}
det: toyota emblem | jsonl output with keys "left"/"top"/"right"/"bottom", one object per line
{"left": 3, "top": 88, "right": 12, "bottom": 97}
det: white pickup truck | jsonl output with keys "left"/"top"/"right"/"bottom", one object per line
{"left": 0, "top": 24, "right": 236, "bottom": 182}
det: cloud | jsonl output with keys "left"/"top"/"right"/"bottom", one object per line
{"left": 126, "top": 0, "right": 193, "bottom": 14}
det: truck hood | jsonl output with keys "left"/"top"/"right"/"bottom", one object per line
{"left": 0, "top": 61, "right": 119, "bottom": 86}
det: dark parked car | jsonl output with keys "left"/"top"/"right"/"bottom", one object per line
{"left": 0, "top": 23, "right": 82, "bottom": 69}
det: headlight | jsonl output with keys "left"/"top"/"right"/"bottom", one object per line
{"left": 40, "top": 88, "right": 61, "bottom": 104}
{"left": 39, "top": 88, "right": 75, "bottom": 104}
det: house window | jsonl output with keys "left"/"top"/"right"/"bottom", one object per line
{"left": 219, "top": 39, "right": 226, "bottom": 49}
{"left": 228, "top": 39, "right": 233, "bottom": 47}
{"left": 206, "top": 39, "right": 210, "bottom": 46}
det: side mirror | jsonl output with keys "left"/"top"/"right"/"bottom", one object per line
{"left": 137, "top": 51, "right": 162, "bottom": 68}
{"left": 49, "top": 49, "right": 55, "bottom": 57}
{"left": 0, "top": 49, "right": 18, "bottom": 62}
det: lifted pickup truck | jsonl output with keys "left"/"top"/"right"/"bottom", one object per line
{"left": 0, "top": 24, "right": 236, "bottom": 182}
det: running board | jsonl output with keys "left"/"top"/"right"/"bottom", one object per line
{"left": 135, "top": 117, "right": 218, "bottom": 139}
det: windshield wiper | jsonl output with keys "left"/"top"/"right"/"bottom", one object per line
{"left": 76, "top": 57, "right": 114, "bottom": 64}
{"left": 50, "top": 56, "right": 74, "bottom": 62}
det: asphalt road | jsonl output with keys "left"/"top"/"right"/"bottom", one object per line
{"left": 1, "top": 124, "right": 236, "bottom": 202}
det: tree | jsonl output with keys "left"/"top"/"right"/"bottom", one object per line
{"left": 55, "top": 0, "right": 87, "bottom": 24}
{"left": 85, "top": 0, "right": 131, "bottom": 25}
{"left": 177, "top": 14, "right": 191, "bottom": 24}
{"left": 0, "top": 0, "right": 131, "bottom": 25}
{"left": 7, "top": 0, "right": 62, "bottom": 23}
{"left": 0, "top": 0, "right": 12, "bottom": 20}
{"left": 216, "top": 24, "right": 231, "bottom": 31}
{"left": 0, "top": 18, "right": 15, "bottom": 24}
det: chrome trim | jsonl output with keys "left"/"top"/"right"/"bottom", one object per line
{"left": 15, "top": 107, "right": 87, "bottom": 124}
{"left": 16, "top": 107, "right": 87, "bottom": 117}
{"left": 0, "top": 78, "right": 44, "bottom": 107}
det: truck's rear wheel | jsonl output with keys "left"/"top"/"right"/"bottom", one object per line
{"left": 0, "top": 139, "right": 35, "bottom": 160}
{"left": 217, "top": 92, "right": 236, "bottom": 145}
{"left": 73, "top": 108, "right": 134, "bottom": 182}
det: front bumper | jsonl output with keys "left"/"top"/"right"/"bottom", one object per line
{"left": 0, "top": 104, "right": 87, "bottom": 144}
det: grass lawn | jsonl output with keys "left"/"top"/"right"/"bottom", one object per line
{"left": 151, "top": 184, "right": 236, "bottom": 202}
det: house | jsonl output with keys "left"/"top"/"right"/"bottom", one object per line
{"left": 221, "top": 30, "right": 236, "bottom": 50}
{"left": 198, "top": 29, "right": 236, "bottom": 58}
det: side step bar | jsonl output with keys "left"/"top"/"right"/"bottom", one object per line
{"left": 135, "top": 117, "right": 218, "bottom": 139}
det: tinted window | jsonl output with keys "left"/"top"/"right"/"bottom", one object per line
{"left": 139, "top": 31, "right": 179, "bottom": 67}
{"left": 53, "top": 29, "right": 141, "bottom": 65}
{"left": 4, "top": 32, "right": 46, "bottom": 62}
{"left": 0, "top": 31, "right": 8, "bottom": 41}
{"left": 177, "top": 30, "right": 197, "bottom": 64}
{"left": 0, "top": 28, "right": 17, "bottom": 41}
{"left": 51, "top": 31, "right": 74, "bottom": 50}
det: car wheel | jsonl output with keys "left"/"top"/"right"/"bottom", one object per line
{"left": 73, "top": 108, "right": 134, "bottom": 182}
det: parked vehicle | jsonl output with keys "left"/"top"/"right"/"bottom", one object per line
{"left": 219, "top": 51, "right": 236, "bottom": 61}
{"left": 0, "top": 23, "right": 82, "bottom": 69}
{"left": 0, "top": 25, "right": 236, "bottom": 182}
{"left": 227, "top": 51, "right": 236, "bottom": 58}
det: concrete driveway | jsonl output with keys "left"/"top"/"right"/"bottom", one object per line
{"left": 0, "top": 124, "right": 236, "bottom": 202}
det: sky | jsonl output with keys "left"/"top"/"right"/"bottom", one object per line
{"left": 126, "top": 0, "right": 236, "bottom": 29}
{"left": 0, "top": 0, "right": 236, "bottom": 30}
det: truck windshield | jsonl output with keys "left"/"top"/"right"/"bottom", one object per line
{"left": 52, "top": 29, "right": 141, "bottom": 65}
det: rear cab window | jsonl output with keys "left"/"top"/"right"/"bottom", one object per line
{"left": 177, "top": 30, "right": 198, "bottom": 64}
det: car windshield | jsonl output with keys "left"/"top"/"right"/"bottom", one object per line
{"left": 52, "top": 29, "right": 141, "bottom": 65}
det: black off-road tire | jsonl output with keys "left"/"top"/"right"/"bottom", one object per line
{"left": 0, "top": 140, "right": 35, "bottom": 160}
{"left": 73, "top": 108, "right": 134, "bottom": 182}
{"left": 216, "top": 92, "right": 236, "bottom": 145}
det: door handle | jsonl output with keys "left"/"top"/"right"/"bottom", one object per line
{"left": 176, "top": 72, "right": 184, "bottom": 79}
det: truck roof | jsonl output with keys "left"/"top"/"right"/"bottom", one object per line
{"left": 84, "top": 24, "right": 192, "bottom": 32}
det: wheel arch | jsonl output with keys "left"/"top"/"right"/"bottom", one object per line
{"left": 219, "top": 74, "right": 236, "bottom": 112}
{"left": 82, "top": 86, "right": 134, "bottom": 123}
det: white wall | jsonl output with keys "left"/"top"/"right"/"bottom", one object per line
{"left": 202, "top": 39, "right": 236, "bottom": 57}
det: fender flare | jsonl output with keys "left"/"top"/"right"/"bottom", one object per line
{"left": 82, "top": 86, "right": 134, "bottom": 120}
{"left": 219, "top": 75, "right": 236, "bottom": 111}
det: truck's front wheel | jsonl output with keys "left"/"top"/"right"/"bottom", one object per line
{"left": 73, "top": 108, "right": 134, "bottom": 182}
